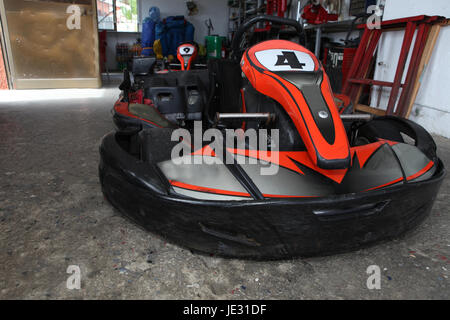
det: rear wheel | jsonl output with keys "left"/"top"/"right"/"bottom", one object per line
{"left": 356, "top": 118, "right": 405, "bottom": 143}
{"left": 353, "top": 116, "right": 437, "bottom": 162}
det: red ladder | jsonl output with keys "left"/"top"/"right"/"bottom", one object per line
{"left": 342, "top": 15, "right": 443, "bottom": 117}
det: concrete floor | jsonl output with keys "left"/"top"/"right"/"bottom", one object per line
{"left": 0, "top": 82, "right": 448, "bottom": 300}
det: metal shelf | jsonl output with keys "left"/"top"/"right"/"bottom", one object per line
{"left": 304, "top": 19, "right": 357, "bottom": 33}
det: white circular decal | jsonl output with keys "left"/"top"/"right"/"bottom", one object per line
{"left": 255, "top": 49, "right": 315, "bottom": 72}
{"left": 179, "top": 45, "right": 194, "bottom": 55}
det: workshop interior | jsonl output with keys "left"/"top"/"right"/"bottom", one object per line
{"left": 0, "top": 0, "right": 448, "bottom": 301}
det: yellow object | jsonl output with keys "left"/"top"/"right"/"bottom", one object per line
{"left": 153, "top": 39, "right": 163, "bottom": 59}
{"left": 199, "top": 44, "right": 206, "bottom": 56}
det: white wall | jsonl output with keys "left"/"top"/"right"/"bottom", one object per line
{"left": 371, "top": 0, "right": 450, "bottom": 138}
{"left": 140, "top": 0, "right": 229, "bottom": 44}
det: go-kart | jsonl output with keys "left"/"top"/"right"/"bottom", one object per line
{"left": 100, "top": 16, "right": 445, "bottom": 259}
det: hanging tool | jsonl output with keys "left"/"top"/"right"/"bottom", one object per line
{"left": 205, "top": 18, "right": 214, "bottom": 36}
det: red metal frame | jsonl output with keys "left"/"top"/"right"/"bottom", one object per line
{"left": 396, "top": 23, "right": 430, "bottom": 117}
{"left": 385, "top": 21, "right": 416, "bottom": 115}
{"left": 343, "top": 15, "right": 443, "bottom": 116}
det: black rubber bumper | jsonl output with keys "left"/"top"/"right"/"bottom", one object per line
{"left": 99, "top": 132, "right": 446, "bottom": 260}
{"left": 113, "top": 108, "right": 139, "bottom": 132}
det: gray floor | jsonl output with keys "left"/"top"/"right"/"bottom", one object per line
{"left": 0, "top": 83, "right": 448, "bottom": 300}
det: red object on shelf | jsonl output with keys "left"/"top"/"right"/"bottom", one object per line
{"left": 255, "top": 0, "right": 287, "bottom": 32}
{"left": 301, "top": 3, "right": 338, "bottom": 25}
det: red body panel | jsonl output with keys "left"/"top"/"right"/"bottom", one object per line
{"left": 241, "top": 40, "right": 350, "bottom": 169}
{"left": 171, "top": 141, "right": 435, "bottom": 198}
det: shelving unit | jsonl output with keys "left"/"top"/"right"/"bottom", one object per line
{"left": 227, "top": 0, "right": 261, "bottom": 41}
{"left": 304, "top": 19, "right": 360, "bottom": 56}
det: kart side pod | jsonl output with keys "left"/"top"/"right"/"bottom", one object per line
{"left": 241, "top": 40, "right": 351, "bottom": 169}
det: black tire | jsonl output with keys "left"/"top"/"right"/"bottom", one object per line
{"left": 356, "top": 116, "right": 437, "bottom": 162}
{"left": 99, "top": 132, "right": 445, "bottom": 260}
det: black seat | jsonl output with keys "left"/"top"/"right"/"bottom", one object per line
{"left": 242, "top": 84, "right": 306, "bottom": 151}
{"left": 205, "top": 59, "right": 243, "bottom": 122}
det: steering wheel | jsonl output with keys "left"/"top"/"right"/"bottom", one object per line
{"left": 231, "top": 15, "right": 307, "bottom": 60}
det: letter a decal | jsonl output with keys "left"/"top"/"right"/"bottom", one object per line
{"left": 275, "top": 51, "right": 306, "bottom": 69}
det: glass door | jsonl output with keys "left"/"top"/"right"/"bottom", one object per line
{"left": 0, "top": 0, "right": 101, "bottom": 89}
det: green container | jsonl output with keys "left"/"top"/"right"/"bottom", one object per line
{"left": 205, "top": 35, "right": 225, "bottom": 59}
